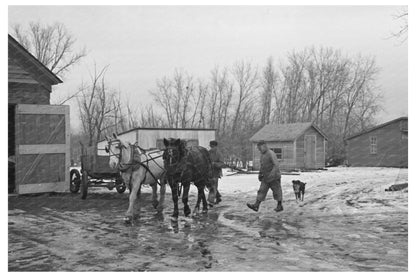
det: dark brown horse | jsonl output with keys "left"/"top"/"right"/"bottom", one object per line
{"left": 163, "top": 138, "right": 213, "bottom": 218}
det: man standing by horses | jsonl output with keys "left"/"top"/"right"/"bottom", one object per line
{"left": 208, "top": 140, "right": 225, "bottom": 205}
{"left": 247, "top": 140, "right": 283, "bottom": 212}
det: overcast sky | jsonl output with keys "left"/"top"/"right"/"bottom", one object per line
{"left": 8, "top": 5, "right": 408, "bottom": 129}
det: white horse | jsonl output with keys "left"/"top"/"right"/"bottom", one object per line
{"left": 106, "top": 134, "right": 166, "bottom": 223}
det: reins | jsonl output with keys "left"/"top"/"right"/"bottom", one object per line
{"left": 107, "top": 140, "right": 165, "bottom": 188}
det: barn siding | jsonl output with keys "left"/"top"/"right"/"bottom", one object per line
{"left": 97, "top": 129, "right": 215, "bottom": 155}
{"left": 139, "top": 129, "right": 215, "bottom": 149}
{"left": 295, "top": 127, "right": 325, "bottom": 169}
{"left": 346, "top": 119, "right": 408, "bottom": 167}
{"left": 9, "top": 82, "right": 50, "bottom": 105}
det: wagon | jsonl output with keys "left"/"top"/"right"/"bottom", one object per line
{"left": 70, "top": 144, "right": 126, "bottom": 199}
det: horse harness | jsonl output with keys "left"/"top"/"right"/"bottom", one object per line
{"left": 164, "top": 145, "right": 212, "bottom": 194}
{"left": 107, "top": 140, "right": 165, "bottom": 188}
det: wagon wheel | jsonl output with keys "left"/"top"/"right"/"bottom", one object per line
{"left": 69, "top": 169, "right": 81, "bottom": 193}
{"left": 80, "top": 169, "right": 89, "bottom": 199}
{"left": 115, "top": 176, "right": 126, "bottom": 194}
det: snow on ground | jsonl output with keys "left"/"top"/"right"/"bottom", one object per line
{"left": 219, "top": 167, "right": 408, "bottom": 215}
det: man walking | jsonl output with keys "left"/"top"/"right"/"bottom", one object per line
{"left": 208, "top": 140, "right": 225, "bottom": 205}
{"left": 247, "top": 140, "right": 283, "bottom": 212}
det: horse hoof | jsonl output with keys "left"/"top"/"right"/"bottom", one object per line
{"left": 184, "top": 207, "right": 191, "bottom": 217}
{"left": 152, "top": 200, "right": 159, "bottom": 209}
{"left": 124, "top": 216, "right": 132, "bottom": 224}
{"left": 202, "top": 209, "right": 208, "bottom": 214}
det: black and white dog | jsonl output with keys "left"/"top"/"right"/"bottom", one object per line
{"left": 292, "top": 180, "right": 306, "bottom": 201}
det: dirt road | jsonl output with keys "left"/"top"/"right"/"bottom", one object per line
{"left": 8, "top": 167, "right": 408, "bottom": 271}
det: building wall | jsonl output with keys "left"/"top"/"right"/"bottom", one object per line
{"left": 346, "top": 119, "right": 408, "bottom": 167}
{"left": 295, "top": 127, "right": 326, "bottom": 169}
{"left": 138, "top": 129, "right": 215, "bottom": 149}
{"left": 97, "top": 129, "right": 216, "bottom": 155}
{"left": 8, "top": 82, "right": 50, "bottom": 105}
{"left": 252, "top": 141, "right": 295, "bottom": 170}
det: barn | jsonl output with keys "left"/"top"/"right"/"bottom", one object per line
{"left": 249, "top": 122, "right": 328, "bottom": 170}
{"left": 8, "top": 34, "right": 70, "bottom": 194}
{"left": 97, "top": 127, "right": 216, "bottom": 155}
{"left": 346, "top": 117, "right": 408, "bottom": 167}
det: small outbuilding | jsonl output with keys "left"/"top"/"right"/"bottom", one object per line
{"left": 97, "top": 127, "right": 216, "bottom": 155}
{"left": 8, "top": 34, "right": 69, "bottom": 194}
{"left": 346, "top": 117, "right": 408, "bottom": 167}
{"left": 249, "top": 122, "right": 328, "bottom": 170}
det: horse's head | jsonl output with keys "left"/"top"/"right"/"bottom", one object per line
{"left": 106, "top": 133, "right": 127, "bottom": 169}
{"left": 162, "top": 138, "right": 185, "bottom": 171}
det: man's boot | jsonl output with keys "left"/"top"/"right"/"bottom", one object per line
{"left": 247, "top": 200, "right": 261, "bottom": 212}
{"left": 274, "top": 201, "right": 283, "bottom": 212}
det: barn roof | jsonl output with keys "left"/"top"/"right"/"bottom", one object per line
{"left": 8, "top": 34, "right": 62, "bottom": 87}
{"left": 346, "top": 116, "right": 408, "bottom": 140}
{"left": 249, "top": 122, "right": 328, "bottom": 142}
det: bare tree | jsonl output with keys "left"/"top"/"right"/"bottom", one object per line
{"left": 260, "top": 57, "right": 278, "bottom": 125}
{"left": 390, "top": 7, "right": 408, "bottom": 43}
{"left": 77, "top": 65, "right": 118, "bottom": 146}
{"left": 231, "top": 61, "right": 258, "bottom": 135}
{"left": 150, "top": 76, "right": 174, "bottom": 127}
{"left": 12, "top": 21, "right": 86, "bottom": 77}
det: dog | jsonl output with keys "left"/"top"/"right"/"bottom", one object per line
{"left": 292, "top": 180, "right": 306, "bottom": 201}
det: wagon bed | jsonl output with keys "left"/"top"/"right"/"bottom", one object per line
{"left": 70, "top": 144, "right": 126, "bottom": 199}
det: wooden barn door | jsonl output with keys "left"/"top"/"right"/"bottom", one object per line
{"left": 14, "top": 104, "right": 70, "bottom": 194}
{"left": 304, "top": 135, "right": 316, "bottom": 169}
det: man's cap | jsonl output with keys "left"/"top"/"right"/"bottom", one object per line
{"left": 209, "top": 140, "right": 218, "bottom": 146}
{"left": 257, "top": 140, "right": 266, "bottom": 146}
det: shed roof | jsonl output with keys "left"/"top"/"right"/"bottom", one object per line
{"left": 249, "top": 122, "right": 328, "bottom": 142}
{"left": 117, "top": 127, "right": 216, "bottom": 136}
{"left": 8, "top": 34, "right": 62, "bottom": 87}
{"left": 346, "top": 116, "right": 408, "bottom": 140}
{"left": 98, "top": 127, "right": 217, "bottom": 143}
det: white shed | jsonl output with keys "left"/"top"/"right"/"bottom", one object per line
{"left": 97, "top": 127, "right": 216, "bottom": 155}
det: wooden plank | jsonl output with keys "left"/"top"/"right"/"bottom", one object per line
{"left": 17, "top": 104, "right": 68, "bottom": 114}
{"left": 17, "top": 153, "right": 65, "bottom": 185}
{"left": 18, "top": 114, "right": 66, "bottom": 145}
{"left": 65, "top": 106, "right": 70, "bottom": 191}
{"left": 8, "top": 78, "right": 39, "bottom": 84}
{"left": 15, "top": 104, "right": 70, "bottom": 193}
{"left": 18, "top": 182, "right": 67, "bottom": 194}
{"left": 18, "top": 144, "right": 67, "bottom": 154}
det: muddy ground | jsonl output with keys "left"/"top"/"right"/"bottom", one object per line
{"left": 8, "top": 167, "right": 408, "bottom": 271}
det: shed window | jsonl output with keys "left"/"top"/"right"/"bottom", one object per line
{"left": 270, "top": 148, "right": 283, "bottom": 160}
{"left": 370, "top": 136, "right": 377, "bottom": 154}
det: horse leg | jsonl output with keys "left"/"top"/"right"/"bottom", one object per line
{"left": 200, "top": 183, "right": 209, "bottom": 213}
{"left": 193, "top": 185, "right": 202, "bottom": 216}
{"left": 170, "top": 182, "right": 179, "bottom": 218}
{"left": 151, "top": 183, "right": 159, "bottom": 209}
{"left": 125, "top": 181, "right": 141, "bottom": 223}
{"left": 207, "top": 178, "right": 217, "bottom": 206}
{"left": 157, "top": 180, "right": 166, "bottom": 213}
{"left": 182, "top": 182, "right": 191, "bottom": 217}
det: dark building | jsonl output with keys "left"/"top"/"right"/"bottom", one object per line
{"left": 346, "top": 117, "right": 408, "bottom": 167}
{"left": 249, "top": 122, "right": 328, "bottom": 170}
{"left": 8, "top": 34, "right": 70, "bottom": 194}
